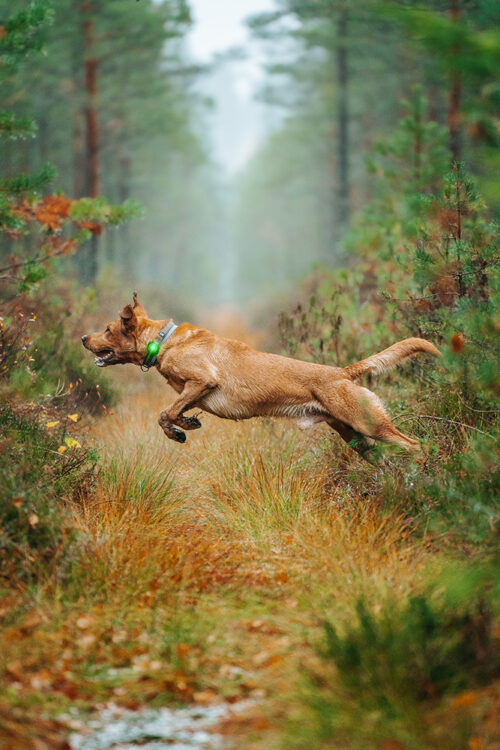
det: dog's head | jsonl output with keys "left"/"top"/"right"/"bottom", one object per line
{"left": 81, "top": 292, "right": 149, "bottom": 367}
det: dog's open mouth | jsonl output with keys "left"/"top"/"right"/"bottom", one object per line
{"left": 94, "top": 349, "right": 116, "bottom": 367}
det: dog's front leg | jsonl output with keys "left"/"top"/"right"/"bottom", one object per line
{"left": 158, "top": 379, "right": 215, "bottom": 443}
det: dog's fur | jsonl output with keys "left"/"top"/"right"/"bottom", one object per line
{"left": 82, "top": 293, "right": 439, "bottom": 458}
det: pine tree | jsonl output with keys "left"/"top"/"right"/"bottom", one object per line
{"left": 0, "top": 2, "right": 55, "bottom": 234}
{"left": 0, "top": 0, "right": 138, "bottom": 294}
{"left": 0, "top": 0, "right": 207, "bottom": 288}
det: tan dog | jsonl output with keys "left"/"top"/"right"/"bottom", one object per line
{"left": 82, "top": 293, "right": 439, "bottom": 458}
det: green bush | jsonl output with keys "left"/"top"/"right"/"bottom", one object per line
{"left": 1, "top": 287, "right": 115, "bottom": 413}
{"left": 384, "top": 430, "right": 500, "bottom": 546}
{"left": 0, "top": 404, "right": 97, "bottom": 579}
{"left": 324, "top": 593, "right": 497, "bottom": 711}
{"left": 294, "top": 569, "right": 500, "bottom": 749}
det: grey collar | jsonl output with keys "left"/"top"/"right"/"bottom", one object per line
{"left": 142, "top": 320, "right": 177, "bottom": 370}
{"left": 157, "top": 320, "right": 178, "bottom": 346}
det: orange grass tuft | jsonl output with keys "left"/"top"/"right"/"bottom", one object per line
{"left": 79, "top": 373, "right": 430, "bottom": 615}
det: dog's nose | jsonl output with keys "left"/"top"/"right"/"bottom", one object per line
{"left": 81, "top": 335, "right": 88, "bottom": 345}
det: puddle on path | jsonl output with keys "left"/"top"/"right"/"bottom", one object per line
{"left": 70, "top": 702, "right": 249, "bottom": 750}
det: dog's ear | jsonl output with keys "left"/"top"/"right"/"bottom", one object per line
{"left": 119, "top": 304, "right": 137, "bottom": 334}
{"left": 132, "top": 291, "right": 147, "bottom": 317}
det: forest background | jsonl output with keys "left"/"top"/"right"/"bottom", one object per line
{"left": 0, "top": 1, "right": 499, "bottom": 749}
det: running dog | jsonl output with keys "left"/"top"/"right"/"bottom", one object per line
{"left": 82, "top": 293, "right": 439, "bottom": 458}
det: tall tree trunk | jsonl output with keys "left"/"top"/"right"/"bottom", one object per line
{"left": 80, "top": 0, "right": 99, "bottom": 284}
{"left": 111, "top": 148, "right": 131, "bottom": 273}
{"left": 413, "top": 88, "right": 422, "bottom": 189}
{"left": 336, "top": 5, "right": 350, "bottom": 238}
{"left": 324, "top": 125, "right": 337, "bottom": 261}
{"left": 447, "top": 0, "right": 461, "bottom": 165}
{"left": 38, "top": 114, "right": 49, "bottom": 175}
{"left": 72, "top": 109, "right": 84, "bottom": 199}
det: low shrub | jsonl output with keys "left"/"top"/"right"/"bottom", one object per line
{"left": 0, "top": 286, "right": 115, "bottom": 414}
{"left": 0, "top": 404, "right": 97, "bottom": 579}
{"left": 294, "top": 565, "right": 500, "bottom": 750}
{"left": 324, "top": 593, "right": 497, "bottom": 710}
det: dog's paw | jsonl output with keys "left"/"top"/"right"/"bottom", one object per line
{"left": 169, "top": 427, "right": 186, "bottom": 443}
{"left": 182, "top": 416, "right": 202, "bottom": 430}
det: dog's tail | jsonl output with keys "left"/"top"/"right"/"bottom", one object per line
{"left": 343, "top": 337, "right": 440, "bottom": 381}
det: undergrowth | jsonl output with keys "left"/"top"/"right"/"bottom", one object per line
{"left": 0, "top": 374, "right": 499, "bottom": 749}
{"left": 0, "top": 404, "right": 97, "bottom": 583}
{"left": 0, "top": 283, "right": 115, "bottom": 413}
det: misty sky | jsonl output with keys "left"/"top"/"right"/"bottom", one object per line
{"left": 187, "top": 0, "right": 277, "bottom": 172}
{"left": 188, "top": 0, "right": 273, "bottom": 61}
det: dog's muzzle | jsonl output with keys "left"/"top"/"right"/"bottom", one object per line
{"left": 93, "top": 349, "right": 116, "bottom": 367}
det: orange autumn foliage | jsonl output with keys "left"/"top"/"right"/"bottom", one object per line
{"left": 33, "top": 195, "right": 72, "bottom": 230}
{"left": 451, "top": 332, "right": 465, "bottom": 353}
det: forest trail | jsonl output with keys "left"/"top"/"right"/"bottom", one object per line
{"left": 66, "top": 362, "right": 433, "bottom": 749}
{"left": 2, "top": 2, "right": 499, "bottom": 747}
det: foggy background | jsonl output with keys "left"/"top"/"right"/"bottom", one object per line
{"left": 1, "top": 0, "right": 499, "bottom": 319}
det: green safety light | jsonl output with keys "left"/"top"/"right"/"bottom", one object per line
{"left": 143, "top": 340, "right": 160, "bottom": 369}
{"left": 141, "top": 321, "right": 177, "bottom": 371}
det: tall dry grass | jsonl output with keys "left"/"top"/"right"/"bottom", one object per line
{"left": 72, "top": 372, "right": 431, "bottom": 621}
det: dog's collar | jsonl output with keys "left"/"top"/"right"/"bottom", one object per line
{"left": 142, "top": 321, "right": 177, "bottom": 371}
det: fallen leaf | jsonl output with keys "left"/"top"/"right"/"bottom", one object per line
{"left": 122, "top": 698, "right": 140, "bottom": 710}
{"left": 174, "top": 673, "right": 188, "bottom": 690}
{"left": 193, "top": 689, "right": 218, "bottom": 705}
{"left": 379, "top": 741, "right": 406, "bottom": 750}
{"left": 3, "top": 626, "right": 24, "bottom": 642}
{"left": 176, "top": 643, "right": 190, "bottom": 659}
{"left": 65, "top": 436, "right": 81, "bottom": 449}
{"left": 46, "top": 421, "right": 59, "bottom": 429}
{"left": 57, "top": 445, "right": 67, "bottom": 454}
{"left": 132, "top": 658, "right": 150, "bottom": 672}
{"left": 11, "top": 497, "right": 22, "bottom": 508}
{"left": 76, "top": 614, "right": 95, "bottom": 629}
{"left": 245, "top": 620, "right": 282, "bottom": 635}
{"left": 52, "top": 677, "right": 80, "bottom": 700}
{"left": 453, "top": 691, "right": 477, "bottom": 708}
{"left": 24, "top": 611, "right": 42, "bottom": 629}
{"left": 253, "top": 717, "right": 271, "bottom": 731}
{"left": 30, "top": 668, "right": 52, "bottom": 689}
{"left": 253, "top": 650, "right": 276, "bottom": 667}
{"left": 250, "top": 688, "right": 267, "bottom": 698}
{"left": 246, "top": 620, "right": 265, "bottom": 632}
{"left": 28, "top": 513, "right": 39, "bottom": 528}
{"left": 67, "top": 413, "right": 79, "bottom": 422}
{"left": 77, "top": 633, "right": 96, "bottom": 648}
{"left": 5, "top": 661, "right": 24, "bottom": 682}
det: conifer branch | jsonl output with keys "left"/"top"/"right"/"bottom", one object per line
{"left": 0, "top": 112, "right": 37, "bottom": 140}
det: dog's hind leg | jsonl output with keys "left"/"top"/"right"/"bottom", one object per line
{"left": 315, "top": 380, "right": 420, "bottom": 454}
{"left": 325, "top": 416, "right": 376, "bottom": 461}
{"left": 158, "top": 379, "right": 215, "bottom": 443}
